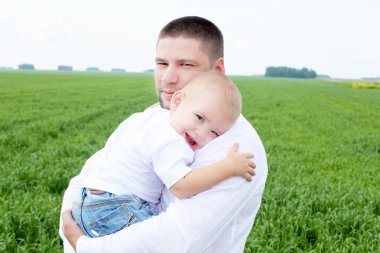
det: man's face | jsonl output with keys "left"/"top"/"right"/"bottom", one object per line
{"left": 154, "top": 37, "right": 213, "bottom": 109}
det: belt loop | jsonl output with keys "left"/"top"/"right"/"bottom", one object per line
{"left": 81, "top": 187, "right": 87, "bottom": 199}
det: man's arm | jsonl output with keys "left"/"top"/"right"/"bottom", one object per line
{"left": 62, "top": 210, "right": 84, "bottom": 251}
{"left": 69, "top": 117, "right": 268, "bottom": 253}
{"left": 61, "top": 143, "right": 256, "bottom": 250}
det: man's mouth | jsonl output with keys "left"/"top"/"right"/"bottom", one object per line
{"left": 185, "top": 133, "right": 198, "bottom": 150}
{"left": 161, "top": 90, "right": 174, "bottom": 100}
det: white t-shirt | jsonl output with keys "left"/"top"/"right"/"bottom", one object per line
{"left": 60, "top": 107, "right": 268, "bottom": 253}
{"left": 81, "top": 107, "right": 193, "bottom": 207}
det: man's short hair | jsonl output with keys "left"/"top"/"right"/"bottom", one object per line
{"left": 159, "top": 16, "right": 224, "bottom": 63}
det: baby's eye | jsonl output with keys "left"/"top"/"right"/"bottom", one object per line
{"left": 195, "top": 114, "right": 204, "bottom": 123}
{"left": 211, "top": 130, "right": 219, "bottom": 137}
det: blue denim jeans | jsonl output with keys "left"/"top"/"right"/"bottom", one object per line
{"left": 72, "top": 188, "right": 157, "bottom": 238}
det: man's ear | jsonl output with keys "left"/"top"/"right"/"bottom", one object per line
{"left": 213, "top": 57, "right": 225, "bottom": 74}
{"left": 170, "top": 90, "right": 183, "bottom": 111}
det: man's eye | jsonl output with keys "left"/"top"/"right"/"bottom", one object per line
{"left": 196, "top": 114, "right": 204, "bottom": 122}
{"left": 212, "top": 130, "right": 219, "bottom": 137}
{"left": 181, "top": 63, "right": 194, "bottom": 67}
{"left": 156, "top": 62, "right": 167, "bottom": 66}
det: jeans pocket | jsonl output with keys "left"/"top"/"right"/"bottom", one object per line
{"left": 89, "top": 203, "right": 138, "bottom": 237}
{"left": 128, "top": 202, "right": 157, "bottom": 221}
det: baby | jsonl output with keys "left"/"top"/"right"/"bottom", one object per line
{"left": 71, "top": 72, "right": 255, "bottom": 237}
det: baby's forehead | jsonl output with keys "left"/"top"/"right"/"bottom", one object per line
{"left": 206, "top": 103, "right": 235, "bottom": 120}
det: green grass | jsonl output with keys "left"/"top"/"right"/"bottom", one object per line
{"left": 239, "top": 77, "right": 380, "bottom": 252}
{"left": 0, "top": 71, "right": 379, "bottom": 252}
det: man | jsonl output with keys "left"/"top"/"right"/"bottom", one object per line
{"left": 61, "top": 16, "right": 268, "bottom": 253}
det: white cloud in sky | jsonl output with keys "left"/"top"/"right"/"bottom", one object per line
{"left": 0, "top": 0, "right": 379, "bottom": 78}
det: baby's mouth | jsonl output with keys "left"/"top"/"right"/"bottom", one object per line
{"left": 185, "top": 133, "right": 197, "bottom": 150}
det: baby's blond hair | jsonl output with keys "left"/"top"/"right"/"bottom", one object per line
{"left": 182, "top": 72, "right": 242, "bottom": 122}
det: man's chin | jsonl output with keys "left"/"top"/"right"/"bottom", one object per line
{"left": 159, "top": 97, "right": 171, "bottom": 109}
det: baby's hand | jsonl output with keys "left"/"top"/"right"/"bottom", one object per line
{"left": 225, "top": 143, "right": 256, "bottom": 181}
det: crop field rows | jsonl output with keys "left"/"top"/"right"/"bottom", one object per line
{"left": 0, "top": 71, "right": 379, "bottom": 252}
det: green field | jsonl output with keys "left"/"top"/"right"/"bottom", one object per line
{"left": 0, "top": 71, "right": 379, "bottom": 252}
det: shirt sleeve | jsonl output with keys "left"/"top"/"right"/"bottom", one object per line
{"left": 149, "top": 112, "right": 194, "bottom": 188}
{"left": 151, "top": 135, "right": 194, "bottom": 188}
{"left": 75, "top": 117, "right": 268, "bottom": 253}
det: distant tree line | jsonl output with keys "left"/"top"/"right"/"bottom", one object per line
{"left": 58, "top": 65, "right": 73, "bottom": 71}
{"left": 19, "top": 64, "right": 35, "bottom": 70}
{"left": 0, "top": 66, "right": 13, "bottom": 70}
{"left": 265, "top": 66, "right": 317, "bottom": 78}
{"left": 317, "top": 74, "right": 331, "bottom": 79}
{"left": 111, "top": 68, "right": 125, "bottom": 72}
{"left": 361, "top": 77, "right": 380, "bottom": 81}
{"left": 86, "top": 67, "right": 100, "bottom": 72}
{"left": 9, "top": 63, "right": 143, "bottom": 73}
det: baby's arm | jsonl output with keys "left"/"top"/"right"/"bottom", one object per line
{"left": 170, "top": 143, "right": 255, "bottom": 199}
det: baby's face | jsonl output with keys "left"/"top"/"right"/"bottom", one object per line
{"left": 170, "top": 93, "right": 233, "bottom": 150}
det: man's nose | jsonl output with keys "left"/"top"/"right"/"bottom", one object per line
{"left": 161, "top": 65, "right": 178, "bottom": 84}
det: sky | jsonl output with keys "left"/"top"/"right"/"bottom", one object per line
{"left": 1, "top": 0, "right": 379, "bottom": 79}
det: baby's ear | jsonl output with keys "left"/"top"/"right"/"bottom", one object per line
{"left": 170, "top": 90, "right": 183, "bottom": 111}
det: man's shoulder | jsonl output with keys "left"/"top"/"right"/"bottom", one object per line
{"left": 231, "top": 114, "right": 254, "bottom": 131}
{"left": 225, "top": 114, "right": 259, "bottom": 142}
{"left": 142, "top": 108, "right": 187, "bottom": 149}
{"left": 128, "top": 106, "right": 168, "bottom": 125}
{"left": 117, "top": 107, "right": 170, "bottom": 143}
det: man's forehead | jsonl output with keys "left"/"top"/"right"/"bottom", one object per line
{"left": 157, "top": 36, "right": 202, "bottom": 51}
{"left": 156, "top": 36, "right": 212, "bottom": 67}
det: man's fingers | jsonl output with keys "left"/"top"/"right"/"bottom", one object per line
{"left": 62, "top": 209, "right": 73, "bottom": 224}
{"left": 62, "top": 209, "right": 85, "bottom": 251}
{"left": 62, "top": 209, "right": 80, "bottom": 234}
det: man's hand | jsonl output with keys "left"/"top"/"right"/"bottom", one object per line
{"left": 62, "top": 209, "right": 85, "bottom": 252}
